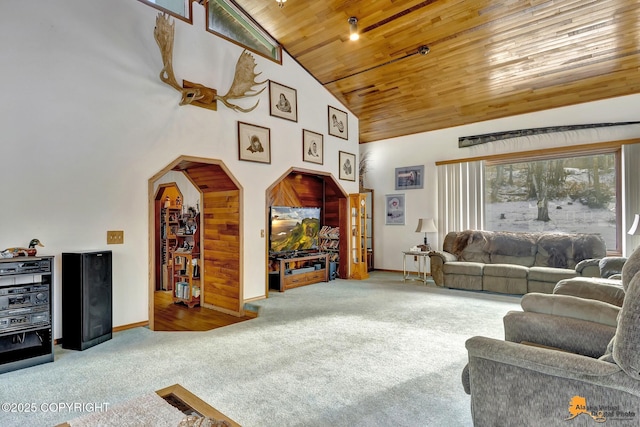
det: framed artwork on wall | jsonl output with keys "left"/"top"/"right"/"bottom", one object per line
{"left": 395, "top": 165, "right": 425, "bottom": 190}
{"left": 269, "top": 81, "right": 297, "bottom": 122}
{"left": 339, "top": 151, "right": 356, "bottom": 181}
{"left": 302, "top": 129, "right": 323, "bottom": 164}
{"left": 385, "top": 194, "right": 405, "bottom": 225}
{"left": 328, "top": 106, "right": 348, "bottom": 140}
{"left": 238, "top": 121, "right": 271, "bottom": 164}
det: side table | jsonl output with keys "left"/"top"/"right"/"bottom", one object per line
{"left": 402, "top": 251, "right": 431, "bottom": 284}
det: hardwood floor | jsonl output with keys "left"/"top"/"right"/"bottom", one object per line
{"left": 153, "top": 291, "right": 255, "bottom": 331}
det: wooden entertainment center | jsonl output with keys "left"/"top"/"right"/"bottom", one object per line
{"left": 271, "top": 252, "right": 330, "bottom": 292}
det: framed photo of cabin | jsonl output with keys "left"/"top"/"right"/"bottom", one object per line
{"left": 328, "top": 106, "right": 348, "bottom": 139}
{"left": 302, "top": 129, "right": 323, "bottom": 164}
{"left": 269, "top": 81, "right": 297, "bottom": 122}
{"left": 238, "top": 122, "right": 271, "bottom": 164}
{"left": 339, "top": 151, "right": 356, "bottom": 181}
{"left": 395, "top": 165, "right": 424, "bottom": 190}
{"left": 385, "top": 194, "right": 406, "bottom": 225}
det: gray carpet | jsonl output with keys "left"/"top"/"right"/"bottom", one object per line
{"left": 0, "top": 271, "right": 521, "bottom": 427}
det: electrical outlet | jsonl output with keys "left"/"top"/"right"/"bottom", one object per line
{"left": 107, "top": 230, "right": 124, "bottom": 244}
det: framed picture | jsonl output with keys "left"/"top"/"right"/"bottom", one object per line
{"left": 328, "top": 106, "right": 348, "bottom": 140}
{"left": 385, "top": 194, "right": 406, "bottom": 225}
{"left": 238, "top": 122, "right": 271, "bottom": 164}
{"left": 395, "top": 165, "right": 425, "bottom": 190}
{"left": 339, "top": 151, "right": 356, "bottom": 181}
{"left": 302, "top": 129, "right": 323, "bottom": 164}
{"left": 269, "top": 81, "right": 297, "bottom": 122}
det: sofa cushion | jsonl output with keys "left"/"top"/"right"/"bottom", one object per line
{"left": 535, "top": 234, "right": 576, "bottom": 268}
{"left": 456, "top": 231, "right": 491, "bottom": 263}
{"left": 528, "top": 266, "right": 578, "bottom": 282}
{"left": 445, "top": 273, "right": 483, "bottom": 291}
{"left": 484, "top": 264, "right": 528, "bottom": 278}
{"left": 521, "top": 293, "right": 619, "bottom": 327}
{"left": 485, "top": 232, "right": 537, "bottom": 257}
{"left": 490, "top": 254, "right": 536, "bottom": 267}
{"left": 442, "top": 231, "right": 458, "bottom": 254}
{"left": 553, "top": 277, "right": 625, "bottom": 307}
{"left": 443, "top": 261, "right": 484, "bottom": 276}
{"left": 599, "top": 257, "right": 627, "bottom": 279}
{"left": 572, "top": 233, "right": 607, "bottom": 262}
{"left": 483, "top": 276, "right": 527, "bottom": 294}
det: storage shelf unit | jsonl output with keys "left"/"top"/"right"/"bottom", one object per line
{"left": 349, "top": 193, "right": 369, "bottom": 280}
{"left": 273, "top": 253, "right": 329, "bottom": 292}
{"left": 161, "top": 206, "right": 181, "bottom": 290}
{"left": 171, "top": 251, "right": 200, "bottom": 308}
{"left": 0, "top": 256, "right": 54, "bottom": 373}
{"left": 319, "top": 226, "right": 340, "bottom": 262}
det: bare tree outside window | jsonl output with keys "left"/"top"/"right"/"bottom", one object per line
{"left": 484, "top": 152, "right": 618, "bottom": 249}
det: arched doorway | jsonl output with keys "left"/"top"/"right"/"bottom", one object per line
{"left": 148, "top": 156, "right": 244, "bottom": 331}
{"left": 265, "top": 167, "right": 349, "bottom": 295}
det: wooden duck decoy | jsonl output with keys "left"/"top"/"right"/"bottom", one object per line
{"left": 1, "top": 239, "right": 44, "bottom": 258}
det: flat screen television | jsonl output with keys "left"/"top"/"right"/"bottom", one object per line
{"left": 270, "top": 206, "right": 321, "bottom": 253}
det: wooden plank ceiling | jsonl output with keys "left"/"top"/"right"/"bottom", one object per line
{"left": 234, "top": 0, "right": 640, "bottom": 143}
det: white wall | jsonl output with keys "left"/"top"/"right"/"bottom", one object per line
{"left": 0, "top": 0, "right": 359, "bottom": 338}
{"left": 361, "top": 95, "right": 640, "bottom": 271}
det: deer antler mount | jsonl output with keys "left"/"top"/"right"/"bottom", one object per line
{"left": 153, "top": 13, "right": 266, "bottom": 112}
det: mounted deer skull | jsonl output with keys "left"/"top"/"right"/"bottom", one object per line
{"left": 153, "top": 13, "right": 266, "bottom": 112}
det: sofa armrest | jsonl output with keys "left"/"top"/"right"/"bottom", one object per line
{"left": 553, "top": 278, "right": 625, "bottom": 307}
{"left": 503, "top": 310, "right": 615, "bottom": 358}
{"left": 429, "top": 250, "right": 458, "bottom": 263}
{"left": 575, "top": 258, "right": 601, "bottom": 277}
{"left": 520, "top": 293, "right": 620, "bottom": 326}
{"left": 429, "top": 251, "right": 457, "bottom": 286}
{"left": 465, "top": 336, "right": 637, "bottom": 394}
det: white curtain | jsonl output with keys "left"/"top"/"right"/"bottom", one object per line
{"left": 437, "top": 160, "right": 484, "bottom": 243}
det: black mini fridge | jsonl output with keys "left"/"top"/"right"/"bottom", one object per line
{"left": 62, "top": 250, "right": 112, "bottom": 350}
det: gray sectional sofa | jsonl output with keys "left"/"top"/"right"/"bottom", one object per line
{"left": 429, "top": 230, "right": 607, "bottom": 294}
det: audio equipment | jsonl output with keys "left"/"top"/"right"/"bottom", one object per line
{"left": 0, "top": 256, "right": 54, "bottom": 374}
{"left": 62, "top": 251, "right": 112, "bottom": 351}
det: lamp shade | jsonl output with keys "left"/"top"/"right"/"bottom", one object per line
{"left": 415, "top": 218, "right": 437, "bottom": 233}
{"left": 629, "top": 214, "right": 640, "bottom": 236}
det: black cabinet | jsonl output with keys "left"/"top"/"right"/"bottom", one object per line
{"left": 62, "top": 251, "right": 112, "bottom": 350}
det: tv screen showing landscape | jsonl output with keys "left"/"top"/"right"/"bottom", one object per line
{"left": 270, "top": 206, "right": 321, "bottom": 253}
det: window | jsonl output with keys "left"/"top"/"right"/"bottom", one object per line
{"left": 138, "top": 0, "right": 282, "bottom": 63}
{"left": 484, "top": 150, "right": 620, "bottom": 251}
{"left": 138, "top": 0, "right": 192, "bottom": 22}
{"left": 437, "top": 141, "right": 640, "bottom": 255}
{"left": 207, "top": 0, "right": 281, "bottom": 63}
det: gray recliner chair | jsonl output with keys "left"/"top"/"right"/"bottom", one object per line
{"left": 501, "top": 248, "right": 640, "bottom": 357}
{"left": 462, "top": 248, "right": 640, "bottom": 426}
{"left": 551, "top": 255, "right": 628, "bottom": 307}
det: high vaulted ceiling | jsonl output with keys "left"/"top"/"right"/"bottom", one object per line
{"left": 234, "top": 0, "right": 640, "bottom": 143}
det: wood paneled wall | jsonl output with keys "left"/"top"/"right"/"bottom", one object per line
{"left": 266, "top": 169, "right": 349, "bottom": 280}
{"left": 200, "top": 190, "right": 241, "bottom": 314}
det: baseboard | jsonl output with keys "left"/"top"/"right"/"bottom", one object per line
{"left": 242, "top": 302, "right": 261, "bottom": 318}
{"left": 113, "top": 320, "right": 150, "bottom": 333}
{"left": 54, "top": 320, "right": 149, "bottom": 345}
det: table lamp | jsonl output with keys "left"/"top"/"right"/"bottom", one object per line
{"left": 415, "top": 218, "right": 437, "bottom": 251}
